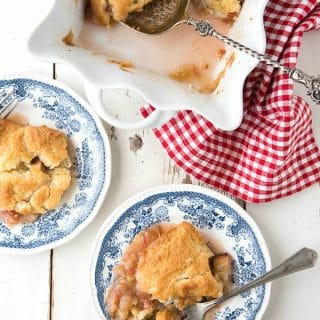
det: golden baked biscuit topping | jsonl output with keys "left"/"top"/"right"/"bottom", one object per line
{"left": 0, "top": 119, "right": 71, "bottom": 224}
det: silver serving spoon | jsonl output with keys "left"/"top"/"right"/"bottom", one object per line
{"left": 122, "top": 0, "right": 320, "bottom": 104}
{"left": 184, "top": 248, "right": 318, "bottom": 320}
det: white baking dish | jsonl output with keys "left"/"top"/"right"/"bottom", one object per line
{"left": 28, "top": 0, "right": 268, "bottom": 130}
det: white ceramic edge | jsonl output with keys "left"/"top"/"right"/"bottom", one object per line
{"left": 28, "top": 0, "right": 268, "bottom": 131}
{"left": 219, "top": 0, "right": 268, "bottom": 130}
{"left": 0, "top": 73, "right": 112, "bottom": 255}
{"left": 84, "top": 82, "right": 178, "bottom": 130}
{"left": 90, "top": 184, "right": 271, "bottom": 320}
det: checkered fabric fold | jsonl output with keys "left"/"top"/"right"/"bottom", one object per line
{"left": 142, "top": 0, "right": 320, "bottom": 202}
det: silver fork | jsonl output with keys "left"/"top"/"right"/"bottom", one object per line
{"left": 184, "top": 248, "right": 318, "bottom": 320}
{"left": 0, "top": 88, "right": 18, "bottom": 118}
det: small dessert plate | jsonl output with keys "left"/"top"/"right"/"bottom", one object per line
{"left": 0, "top": 74, "right": 111, "bottom": 254}
{"left": 91, "top": 184, "right": 271, "bottom": 320}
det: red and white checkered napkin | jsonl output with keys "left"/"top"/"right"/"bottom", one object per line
{"left": 142, "top": 0, "right": 320, "bottom": 203}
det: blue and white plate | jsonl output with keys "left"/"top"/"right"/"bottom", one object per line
{"left": 0, "top": 74, "right": 111, "bottom": 254}
{"left": 91, "top": 185, "right": 271, "bottom": 320}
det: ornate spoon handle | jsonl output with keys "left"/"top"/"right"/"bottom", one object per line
{"left": 198, "top": 248, "right": 318, "bottom": 315}
{"left": 186, "top": 17, "right": 320, "bottom": 104}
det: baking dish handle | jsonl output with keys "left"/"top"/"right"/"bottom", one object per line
{"left": 84, "top": 83, "right": 177, "bottom": 130}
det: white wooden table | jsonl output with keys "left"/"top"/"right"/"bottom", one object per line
{"left": 0, "top": 1, "right": 319, "bottom": 319}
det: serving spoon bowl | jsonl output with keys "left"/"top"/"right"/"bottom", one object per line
{"left": 124, "top": 0, "right": 190, "bottom": 35}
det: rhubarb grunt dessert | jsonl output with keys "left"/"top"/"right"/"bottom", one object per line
{"left": 105, "top": 221, "right": 233, "bottom": 319}
{"left": 0, "top": 119, "right": 72, "bottom": 226}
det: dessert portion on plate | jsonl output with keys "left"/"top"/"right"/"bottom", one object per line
{"left": 90, "top": 0, "right": 242, "bottom": 27}
{"left": 106, "top": 221, "right": 232, "bottom": 320}
{"left": 0, "top": 119, "right": 72, "bottom": 226}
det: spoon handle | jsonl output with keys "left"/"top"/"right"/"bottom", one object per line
{"left": 186, "top": 17, "right": 320, "bottom": 105}
{"left": 201, "top": 248, "right": 318, "bottom": 313}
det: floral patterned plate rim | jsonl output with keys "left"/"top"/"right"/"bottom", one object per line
{"left": 91, "top": 184, "right": 271, "bottom": 320}
{"left": 0, "top": 74, "right": 111, "bottom": 254}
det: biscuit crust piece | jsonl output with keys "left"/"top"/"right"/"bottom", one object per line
{"left": 0, "top": 119, "right": 71, "bottom": 215}
{"left": 90, "top": 0, "right": 112, "bottom": 26}
{"left": 195, "top": 0, "right": 241, "bottom": 18}
{"left": 90, "top": 0, "right": 154, "bottom": 26}
{"left": 155, "top": 309, "right": 182, "bottom": 320}
{"left": 136, "top": 222, "right": 223, "bottom": 309}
